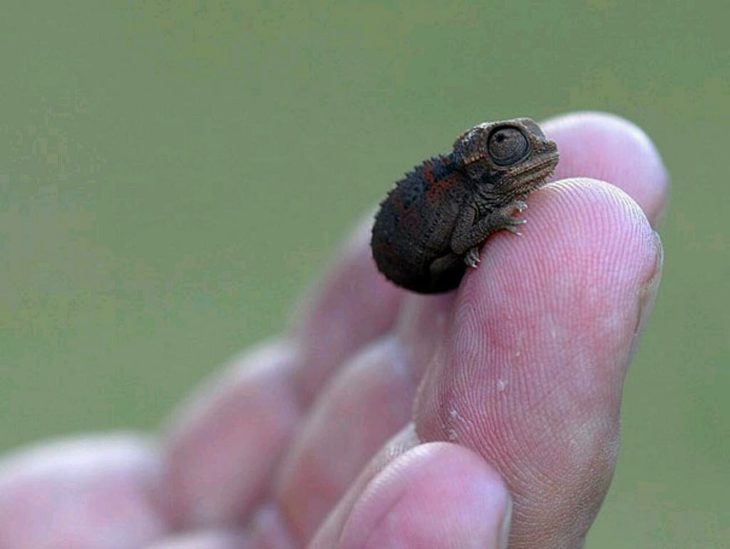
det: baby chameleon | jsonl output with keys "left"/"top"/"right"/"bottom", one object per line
{"left": 371, "top": 118, "right": 559, "bottom": 294}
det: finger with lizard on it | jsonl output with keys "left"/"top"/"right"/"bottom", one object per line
{"left": 415, "top": 178, "right": 662, "bottom": 548}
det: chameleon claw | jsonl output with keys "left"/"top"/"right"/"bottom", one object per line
{"left": 505, "top": 218, "right": 526, "bottom": 236}
{"left": 513, "top": 200, "right": 528, "bottom": 213}
{"left": 464, "top": 247, "right": 481, "bottom": 268}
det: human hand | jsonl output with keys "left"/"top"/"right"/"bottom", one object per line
{"left": 0, "top": 112, "right": 668, "bottom": 548}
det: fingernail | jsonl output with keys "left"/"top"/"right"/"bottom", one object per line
{"left": 637, "top": 231, "right": 664, "bottom": 333}
{"left": 499, "top": 494, "right": 512, "bottom": 549}
{"left": 629, "top": 231, "right": 664, "bottom": 363}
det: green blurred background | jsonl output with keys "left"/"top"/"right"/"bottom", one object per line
{"left": 0, "top": 1, "right": 727, "bottom": 546}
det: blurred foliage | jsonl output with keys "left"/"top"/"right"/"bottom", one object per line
{"left": 0, "top": 1, "right": 727, "bottom": 546}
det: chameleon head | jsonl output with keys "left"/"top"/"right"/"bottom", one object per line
{"left": 452, "top": 118, "right": 559, "bottom": 193}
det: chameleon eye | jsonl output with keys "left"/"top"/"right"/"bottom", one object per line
{"left": 488, "top": 127, "right": 529, "bottom": 166}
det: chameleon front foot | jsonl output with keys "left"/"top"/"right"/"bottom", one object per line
{"left": 504, "top": 218, "right": 527, "bottom": 236}
{"left": 499, "top": 200, "right": 528, "bottom": 236}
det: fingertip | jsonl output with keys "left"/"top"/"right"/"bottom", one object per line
{"left": 292, "top": 213, "right": 405, "bottom": 401}
{"left": 543, "top": 111, "right": 669, "bottom": 226}
{"left": 0, "top": 434, "right": 167, "bottom": 548}
{"left": 339, "top": 443, "right": 510, "bottom": 549}
{"left": 161, "top": 341, "right": 300, "bottom": 528}
{"left": 461, "top": 177, "right": 659, "bottom": 318}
